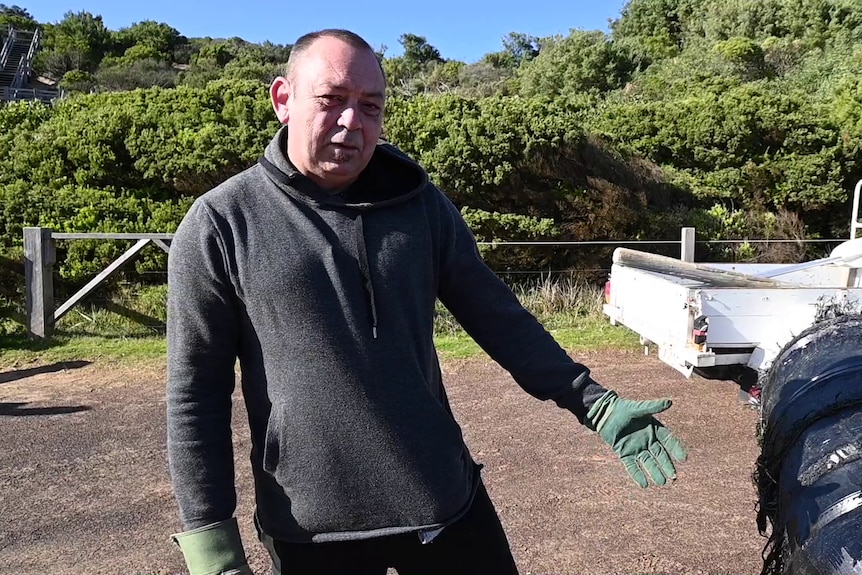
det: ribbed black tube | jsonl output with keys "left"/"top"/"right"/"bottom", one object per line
{"left": 755, "top": 314, "right": 862, "bottom": 575}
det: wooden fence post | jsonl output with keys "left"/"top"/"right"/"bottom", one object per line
{"left": 24, "top": 227, "right": 55, "bottom": 339}
{"left": 681, "top": 227, "right": 696, "bottom": 262}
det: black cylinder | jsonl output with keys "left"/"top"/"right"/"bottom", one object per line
{"left": 755, "top": 314, "right": 862, "bottom": 575}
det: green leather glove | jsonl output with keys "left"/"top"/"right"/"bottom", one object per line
{"left": 586, "top": 390, "right": 687, "bottom": 488}
{"left": 171, "top": 517, "right": 253, "bottom": 575}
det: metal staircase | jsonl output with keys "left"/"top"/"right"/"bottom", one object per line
{"left": 0, "top": 27, "right": 59, "bottom": 103}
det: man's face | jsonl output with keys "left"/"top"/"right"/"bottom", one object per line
{"left": 271, "top": 36, "right": 386, "bottom": 190}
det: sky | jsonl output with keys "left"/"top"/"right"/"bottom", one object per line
{"left": 20, "top": 0, "right": 630, "bottom": 63}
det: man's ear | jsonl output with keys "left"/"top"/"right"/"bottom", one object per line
{"left": 270, "top": 76, "right": 291, "bottom": 124}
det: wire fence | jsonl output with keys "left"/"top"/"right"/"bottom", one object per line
{"left": 5, "top": 236, "right": 850, "bottom": 288}
{"left": 2, "top": 235, "right": 853, "bottom": 337}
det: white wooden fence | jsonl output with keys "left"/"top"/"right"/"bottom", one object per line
{"left": 23, "top": 228, "right": 173, "bottom": 339}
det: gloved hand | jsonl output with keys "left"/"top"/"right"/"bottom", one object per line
{"left": 171, "top": 517, "right": 253, "bottom": 575}
{"left": 586, "top": 390, "right": 687, "bottom": 488}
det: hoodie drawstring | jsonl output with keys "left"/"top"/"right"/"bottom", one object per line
{"left": 354, "top": 214, "right": 378, "bottom": 339}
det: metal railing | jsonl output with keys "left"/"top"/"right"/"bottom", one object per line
{"left": 0, "top": 86, "right": 59, "bottom": 103}
{"left": 10, "top": 62, "right": 24, "bottom": 89}
{"left": 0, "top": 27, "right": 16, "bottom": 71}
{"left": 11, "top": 28, "right": 40, "bottom": 90}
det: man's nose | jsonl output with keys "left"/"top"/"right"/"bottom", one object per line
{"left": 338, "top": 106, "right": 361, "bottom": 131}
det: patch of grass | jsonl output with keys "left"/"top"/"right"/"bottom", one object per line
{"left": 434, "top": 333, "right": 483, "bottom": 358}
{"left": 434, "top": 316, "right": 640, "bottom": 360}
{"left": 53, "top": 283, "right": 167, "bottom": 337}
{"left": 434, "top": 278, "right": 639, "bottom": 359}
{"left": 550, "top": 321, "right": 642, "bottom": 350}
{"left": 0, "top": 332, "right": 166, "bottom": 369}
{"left": 1, "top": 283, "right": 169, "bottom": 368}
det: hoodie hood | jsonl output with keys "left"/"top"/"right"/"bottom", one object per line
{"left": 257, "top": 126, "right": 432, "bottom": 340}
{"left": 259, "top": 126, "right": 429, "bottom": 211}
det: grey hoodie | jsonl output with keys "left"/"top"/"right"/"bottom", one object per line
{"left": 166, "top": 126, "right": 606, "bottom": 544}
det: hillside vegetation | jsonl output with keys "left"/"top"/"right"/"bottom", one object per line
{"left": 1, "top": 0, "right": 861, "bottom": 330}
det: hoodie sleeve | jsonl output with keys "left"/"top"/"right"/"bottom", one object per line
{"left": 434, "top": 191, "right": 607, "bottom": 422}
{"left": 167, "top": 199, "right": 241, "bottom": 530}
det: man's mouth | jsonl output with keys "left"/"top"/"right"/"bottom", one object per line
{"left": 332, "top": 142, "right": 358, "bottom": 150}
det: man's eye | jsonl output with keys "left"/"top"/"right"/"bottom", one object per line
{"left": 363, "top": 103, "right": 381, "bottom": 115}
{"left": 321, "top": 95, "right": 343, "bottom": 105}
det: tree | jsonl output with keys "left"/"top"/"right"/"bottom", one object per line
{"left": 399, "top": 33, "right": 443, "bottom": 69}
{"left": 111, "top": 20, "right": 184, "bottom": 58}
{"left": 610, "top": 0, "right": 699, "bottom": 65}
{"left": 0, "top": 4, "right": 38, "bottom": 30}
{"left": 690, "top": 0, "right": 789, "bottom": 43}
{"left": 831, "top": 76, "right": 862, "bottom": 154}
{"left": 119, "top": 43, "right": 170, "bottom": 64}
{"left": 516, "top": 30, "right": 635, "bottom": 102}
{"left": 479, "top": 32, "right": 541, "bottom": 70}
{"left": 382, "top": 34, "right": 449, "bottom": 95}
{"left": 40, "top": 11, "right": 112, "bottom": 74}
{"left": 0, "top": 4, "right": 29, "bottom": 17}
{"left": 502, "top": 32, "right": 541, "bottom": 65}
{"left": 58, "top": 69, "right": 97, "bottom": 93}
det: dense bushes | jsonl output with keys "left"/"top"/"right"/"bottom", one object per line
{"left": 0, "top": 80, "right": 278, "bottom": 283}
{"left": 1, "top": 0, "right": 860, "bottom": 303}
{"left": 0, "top": 87, "right": 664, "bottom": 281}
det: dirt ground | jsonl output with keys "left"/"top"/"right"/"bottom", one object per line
{"left": 0, "top": 350, "right": 766, "bottom": 575}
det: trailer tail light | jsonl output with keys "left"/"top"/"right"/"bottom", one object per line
{"left": 604, "top": 280, "right": 612, "bottom": 304}
{"left": 692, "top": 315, "right": 708, "bottom": 345}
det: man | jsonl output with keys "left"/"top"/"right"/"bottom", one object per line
{"left": 166, "top": 29, "right": 687, "bottom": 575}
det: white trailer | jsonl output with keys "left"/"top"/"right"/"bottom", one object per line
{"left": 602, "top": 181, "right": 862, "bottom": 380}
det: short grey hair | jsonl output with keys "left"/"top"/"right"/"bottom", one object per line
{"left": 284, "top": 29, "right": 385, "bottom": 82}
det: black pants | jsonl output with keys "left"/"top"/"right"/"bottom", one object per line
{"left": 263, "top": 481, "right": 520, "bottom": 575}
